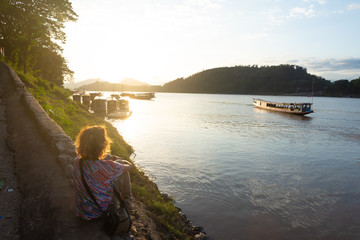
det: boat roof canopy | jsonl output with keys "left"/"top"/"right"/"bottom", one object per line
{"left": 253, "top": 98, "right": 312, "bottom": 105}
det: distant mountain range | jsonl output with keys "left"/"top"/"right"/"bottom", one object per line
{"left": 121, "top": 78, "right": 150, "bottom": 87}
{"left": 64, "top": 78, "right": 105, "bottom": 90}
{"left": 64, "top": 77, "right": 149, "bottom": 90}
{"left": 65, "top": 65, "right": 360, "bottom": 97}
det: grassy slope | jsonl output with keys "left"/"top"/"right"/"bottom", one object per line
{"left": 7, "top": 63, "right": 190, "bottom": 239}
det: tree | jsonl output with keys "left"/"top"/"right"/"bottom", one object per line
{"left": 0, "top": 0, "right": 77, "bottom": 85}
{"left": 350, "top": 77, "right": 360, "bottom": 95}
{"left": 160, "top": 64, "right": 330, "bottom": 95}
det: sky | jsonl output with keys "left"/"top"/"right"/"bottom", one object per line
{"left": 63, "top": 0, "right": 360, "bottom": 85}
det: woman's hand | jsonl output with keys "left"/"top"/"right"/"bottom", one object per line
{"left": 107, "top": 154, "right": 133, "bottom": 171}
{"left": 122, "top": 163, "right": 134, "bottom": 172}
{"left": 117, "top": 160, "right": 132, "bottom": 165}
{"left": 105, "top": 154, "right": 126, "bottom": 162}
{"left": 115, "top": 159, "right": 133, "bottom": 171}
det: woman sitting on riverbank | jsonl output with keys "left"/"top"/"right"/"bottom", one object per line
{"left": 72, "top": 125, "right": 133, "bottom": 220}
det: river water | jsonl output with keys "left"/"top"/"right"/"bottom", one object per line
{"left": 107, "top": 93, "right": 360, "bottom": 240}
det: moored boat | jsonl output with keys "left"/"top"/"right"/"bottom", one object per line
{"left": 132, "top": 92, "right": 155, "bottom": 100}
{"left": 107, "top": 110, "right": 132, "bottom": 119}
{"left": 253, "top": 98, "right": 313, "bottom": 115}
{"left": 107, "top": 99, "right": 132, "bottom": 119}
{"left": 121, "top": 92, "right": 155, "bottom": 100}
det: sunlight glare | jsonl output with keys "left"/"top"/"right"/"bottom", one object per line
{"left": 111, "top": 98, "right": 154, "bottom": 142}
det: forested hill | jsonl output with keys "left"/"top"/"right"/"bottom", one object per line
{"left": 75, "top": 64, "right": 359, "bottom": 96}
{"left": 162, "top": 65, "right": 330, "bottom": 95}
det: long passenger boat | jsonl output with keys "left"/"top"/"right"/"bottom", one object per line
{"left": 253, "top": 98, "right": 313, "bottom": 115}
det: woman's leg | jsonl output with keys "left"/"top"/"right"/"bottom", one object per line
{"left": 113, "top": 172, "right": 132, "bottom": 208}
{"left": 116, "top": 172, "right": 131, "bottom": 199}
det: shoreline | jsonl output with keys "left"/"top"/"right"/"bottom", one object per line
{"left": 0, "top": 61, "right": 208, "bottom": 239}
{"left": 80, "top": 89, "right": 360, "bottom": 99}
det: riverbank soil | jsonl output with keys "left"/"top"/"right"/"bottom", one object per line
{"left": 0, "top": 64, "right": 163, "bottom": 239}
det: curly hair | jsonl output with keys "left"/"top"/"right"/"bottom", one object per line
{"left": 75, "top": 125, "right": 111, "bottom": 160}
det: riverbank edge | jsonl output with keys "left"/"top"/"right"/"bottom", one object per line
{"left": 3, "top": 62, "right": 208, "bottom": 240}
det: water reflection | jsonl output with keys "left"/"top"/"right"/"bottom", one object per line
{"left": 253, "top": 107, "right": 313, "bottom": 121}
{"left": 110, "top": 93, "right": 360, "bottom": 240}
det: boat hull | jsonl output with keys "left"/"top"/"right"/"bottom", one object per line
{"left": 253, "top": 98, "right": 313, "bottom": 115}
{"left": 107, "top": 111, "right": 132, "bottom": 119}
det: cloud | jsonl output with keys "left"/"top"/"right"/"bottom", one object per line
{"left": 303, "top": 58, "right": 360, "bottom": 71}
{"left": 239, "top": 33, "right": 268, "bottom": 40}
{"left": 302, "top": 0, "right": 326, "bottom": 4}
{"left": 289, "top": 5, "right": 315, "bottom": 18}
{"left": 184, "top": 0, "right": 225, "bottom": 9}
{"left": 348, "top": 3, "right": 360, "bottom": 10}
{"left": 316, "top": 0, "right": 326, "bottom": 5}
{"left": 290, "top": 58, "right": 360, "bottom": 80}
{"left": 266, "top": 8, "right": 285, "bottom": 25}
{"left": 266, "top": 0, "right": 333, "bottom": 25}
{"left": 267, "top": 4, "right": 316, "bottom": 25}
{"left": 261, "top": 57, "right": 360, "bottom": 80}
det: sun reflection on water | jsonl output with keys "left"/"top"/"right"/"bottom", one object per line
{"left": 103, "top": 92, "right": 360, "bottom": 240}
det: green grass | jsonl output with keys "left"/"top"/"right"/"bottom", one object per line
{"left": 4, "top": 61, "right": 192, "bottom": 239}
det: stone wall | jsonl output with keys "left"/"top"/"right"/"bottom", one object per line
{"left": 4, "top": 63, "right": 76, "bottom": 182}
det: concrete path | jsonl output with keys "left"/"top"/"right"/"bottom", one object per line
{"left": 0, "top": 61, "right": 21, "bottom": 240}
{"left": 0, "top": 63, "right": 108, "bottom": 239}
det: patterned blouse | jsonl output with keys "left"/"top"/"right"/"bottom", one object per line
{"left": 73, "top": 157, "right": 124, "bottom": 220}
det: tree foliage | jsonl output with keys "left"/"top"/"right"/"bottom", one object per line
{"left": 162, "top": 64, "right": 331, "bottom": 95}
{"left": 0, "top": 0, "right": 77, "bottom": 85}
{"left": 325, "top": 77, "right": 360, "bottom": 96}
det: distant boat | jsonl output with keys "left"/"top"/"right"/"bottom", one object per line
{"left": 89, "top": 92, "right": 102, "bottom": 101}
{"left": 110, "top": 94, "right": 121, "bottom": 100}
{"left": 121, "top": 92, "right": 155, "bottom": 100}
{"left": 107, "top": 110, "right": 132, "bottom": 119}
{"left": 107, "top": 99, "right": 132, "bottom": 119}
{"left": 253, "top": 98, "right": 313, "bottom": 115}
{"left": 133, "top": 92, "right": 155, "bottom": 100}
